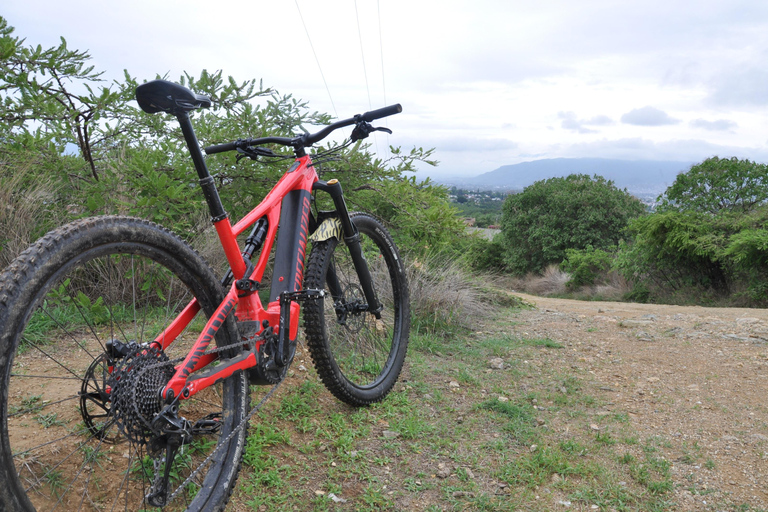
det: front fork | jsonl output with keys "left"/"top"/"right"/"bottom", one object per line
{"left": 312, "top": 179, "right": 382, "bottom": 319}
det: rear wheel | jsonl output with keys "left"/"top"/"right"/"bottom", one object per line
{"left": 303, "top": 213, "right": 410, "bottom": 406}
{"left": 0, "top": 216, "right": 248, "bottom": 511}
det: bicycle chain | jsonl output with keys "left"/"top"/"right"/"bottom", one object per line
{"left": 113, "top": 332, "right": 282, "bottom": 507}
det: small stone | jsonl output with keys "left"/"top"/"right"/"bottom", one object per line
{"left": 382, "top": 430, "right": 400, "bottom": 439}
{"left": 498, "top": 396, "right": 509, "bottom": 402}
{"left": 558, "top": 500, "right": 572, "bottom": 507}
{"left": 298, "top": 365, "right": 307, "bottom": 372}
{"left": 590, "top": 424, "right": 600, "bottom": 431}
{"left": 488, "top": 357, "right": 504, "bottom": 369}
{"left": 464, "top": 467, "right": 475, "bottom": 479}
{"left": 328, "top": 493, "right": 347, "bottom": 503}
{"left": 436, "top": 463, "right": 451, "bottom": 479}
{"left": 536, "top": 418, "right": 546, "bottom": 426}
{"left": 530, "top": 444, "right": 538, "bottom": 452}
{"left": 449, "top": 381, "right": 460, "bottom": 388}
{"left": 314, "top": 490, "right": 325, "bottom": 496}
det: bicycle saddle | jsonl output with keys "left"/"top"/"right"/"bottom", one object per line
{"left": 136, "top": 79, "right": 212, "bottom": 115}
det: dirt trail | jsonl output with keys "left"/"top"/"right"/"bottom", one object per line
{"left": 511, "top": 293, "right": 768, "bottom": 510}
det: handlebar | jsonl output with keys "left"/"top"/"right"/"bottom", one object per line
{"left": 204, "top": 103, "right": 402, "bottom": 155}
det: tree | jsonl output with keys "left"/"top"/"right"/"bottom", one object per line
{"left": 658, "top": 156, "right": 768, "bottom": 214}
{"left": 0, "top": 16, "right": 464, "bottom": 261}
{"left": 500, "top": 174, "right": 645, "bottom": 274}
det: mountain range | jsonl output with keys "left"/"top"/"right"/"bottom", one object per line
{"left": 439, "top": 158, "right": 694, "bottom": 197}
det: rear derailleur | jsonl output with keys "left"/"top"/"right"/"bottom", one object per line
{"left": 145, "top": 405, "right": 222, "bottom": 507}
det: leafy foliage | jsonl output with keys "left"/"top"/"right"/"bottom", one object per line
{"left": 560, "top": 245, "right": 614, "bottom": 289}
{"left": 658, "top": 156, "right": 768, "bottom": 214}
{"left": 616, "top": 204, "right": 768, "bottom": 304}
{"left": 0, "top": 16, "right": 465, "bottom": 266}
{"left": 500, "top": 174, "right": 645, "bottom": 275}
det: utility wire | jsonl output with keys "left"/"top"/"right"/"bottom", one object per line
{"left": 377, "top": 0, "right": 390, "bottom": 159}
{"left": 354, "top": 0, "right": 373, "bottom": 111}
{"left": 294, "top": 0, "right": 338, "bottom": 120}
{"left": 377, "top": 0, "right": 387, "bottom": 109}
{"left": 354, "top": 0, "right": 378, "bottom": 154}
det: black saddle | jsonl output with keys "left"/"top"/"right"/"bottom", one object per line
{"left": 135, "top": 79, "right": 212, "bottom": 115}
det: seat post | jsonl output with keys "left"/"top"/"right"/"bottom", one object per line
{"left": 176, "top": 112, "right": 227, "bottom": 223}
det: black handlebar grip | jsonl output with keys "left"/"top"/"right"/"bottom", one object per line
{"left": 204, "top": 142, "right": 238, "bottom": 155}
{"left": 361, "top": 103, "right": 402, "bottom": 122}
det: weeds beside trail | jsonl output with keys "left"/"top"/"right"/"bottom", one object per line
{"left": 230, "top": 301, "right": 683, "bottom": 512}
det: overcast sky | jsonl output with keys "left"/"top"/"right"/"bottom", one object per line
{"left": 5, "top": 0, "right": 768, "bottom": 178}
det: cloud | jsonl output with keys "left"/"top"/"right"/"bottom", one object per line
{"left": 706, "top": 65, "right": 768, "bottom": 107}
{"left": 689, "top": 118, "right": 738, "bottom": 132}
{"left": 621, "top": 107, "right": 680, "bottom": 126}
{"left": 558, "top": 137, "right": 768, "bottom": 164}
{"left": 409, "top": 136, "right": 518, "bottom": 153}
{"left": 558, "top": 112, "right": 615, "bottom": 133}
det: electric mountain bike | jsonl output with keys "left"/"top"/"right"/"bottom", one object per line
{"left": 0, "top": 79, "right": 410, "bottom": 511}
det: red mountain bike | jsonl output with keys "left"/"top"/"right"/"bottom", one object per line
{"left": 0, "top": 79, "right": 410, "bottom": 511}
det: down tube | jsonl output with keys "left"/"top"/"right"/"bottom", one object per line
{"left": 269, "top": 188, "right": 312, "bottom": 304}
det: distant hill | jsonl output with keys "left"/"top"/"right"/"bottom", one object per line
{"left": 443, "top": 158, "right": 693, "bottom": 196}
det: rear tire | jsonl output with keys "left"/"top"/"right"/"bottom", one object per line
{"left": 0, "top": 216, "right": 248, "bottom": 511}
{"left": 303, "top": 213, "right": 410, "bottom": 406}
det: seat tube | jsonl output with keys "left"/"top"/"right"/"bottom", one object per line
{"left": 176, "top": 112, "right": 246, "bottom": 278}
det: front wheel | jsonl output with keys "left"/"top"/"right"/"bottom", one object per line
{"left": 303, "top": 213, "right": 410, "bottom": 406}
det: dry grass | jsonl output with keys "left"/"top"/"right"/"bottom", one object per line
{"left": 0, "top": 163, "right": 59, "bottom": 269}
{"left": 510, "top": 264, "right": 570, "bottom": 296}
{"left": 508, "top": 265, "right": 631, "bottom": 301}
{"left": 406, "top": 254, "right": 489, "bottom": 333}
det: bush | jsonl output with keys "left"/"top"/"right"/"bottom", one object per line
{"left": 658, "top": 156, "right": 768, "bottom": 214}
{"left": 560, "top": 245, "right": 614, "bottom": 289}
{"left": 500, "top": 174, "right": 644, "bottom": 275}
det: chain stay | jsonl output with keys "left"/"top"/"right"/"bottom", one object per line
{"left": 122, "top": 331, "right": 278, "bottom": 507}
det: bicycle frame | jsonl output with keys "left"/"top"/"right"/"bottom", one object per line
{"left": 151, "top": 113, "right": 320, "bottom": 403}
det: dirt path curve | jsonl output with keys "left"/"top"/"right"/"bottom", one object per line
{"left": 511, "top": 293, "right": 768, "bottom": 510}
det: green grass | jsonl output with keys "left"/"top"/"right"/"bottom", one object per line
{"left": 225, "top": 310, "right": 682, "bottom": 510}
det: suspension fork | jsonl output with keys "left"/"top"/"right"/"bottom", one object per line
{"left": 312, "top": 180, "right": 382, "bottom": 318}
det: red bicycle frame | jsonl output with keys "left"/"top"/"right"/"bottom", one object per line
{"left": 150, "top": 119, "right": 319, "bottom": 402}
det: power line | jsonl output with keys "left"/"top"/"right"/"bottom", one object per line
{"left": 377, "top": 0, "right": 387, "bottom": 109}
{"left": 376, "top": 0, "right": 391, "bottom": 159}
{"left": 354, "top": 0, "right": 373, "bottom": 112}
{"left": 294, "top": 0, "right": 338, "bottom": 119}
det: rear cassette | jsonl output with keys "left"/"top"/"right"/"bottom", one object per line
{"left": 108, "top": 345, "right": 175, "bottom": 444}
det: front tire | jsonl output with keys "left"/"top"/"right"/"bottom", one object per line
{"left": 303, "top": 213, "right": 410, "bottom": 406}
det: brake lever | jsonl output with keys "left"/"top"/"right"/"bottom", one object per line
{"left": 236, "top": 146, "right": 279, "bottom": 162}
{"left": 350, "top": 121, "right": 393, "bottom": 142}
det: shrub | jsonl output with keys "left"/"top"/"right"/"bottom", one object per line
{"left": 500, "top": 174, "right": 644, "bottom": 275}
{"left": 560, "top": 245, "right": 614, "bottom": 289}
